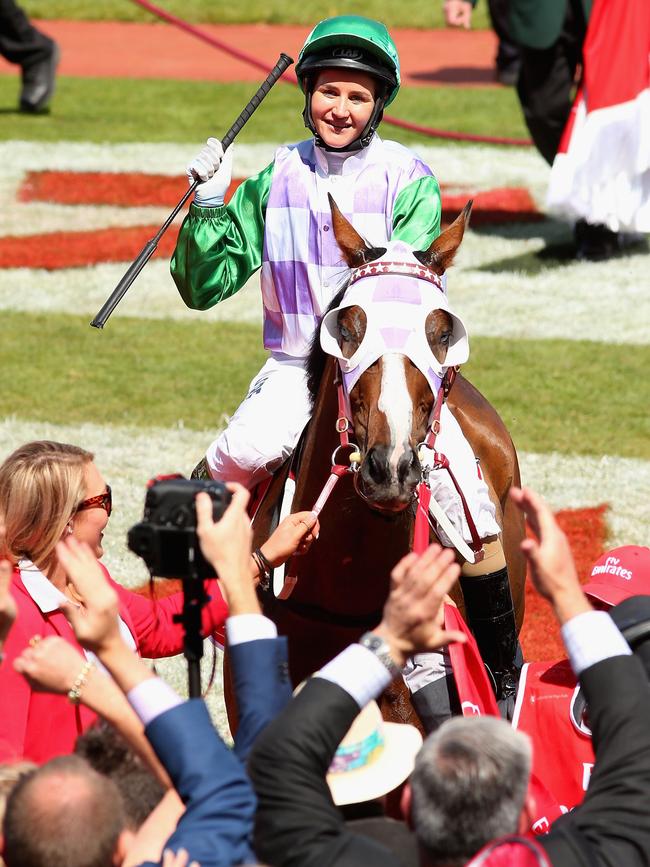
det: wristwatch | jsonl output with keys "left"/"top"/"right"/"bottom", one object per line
{"left": 358, "top": 631, "right": 401, "bottom": 677}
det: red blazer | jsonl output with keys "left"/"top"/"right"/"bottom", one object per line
{"left": 0, "top": 567, "right": 228, "bottom": 764}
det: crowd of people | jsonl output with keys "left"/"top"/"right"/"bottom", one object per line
{"left": 1, "top": 8, "right": 648, "bottom": 867}
{"left": 1, "top": 439, "right": 650, "bottom": 867}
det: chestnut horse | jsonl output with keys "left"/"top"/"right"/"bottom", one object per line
{"left": 250, "top": 199, "right": 525, "bottom": 722}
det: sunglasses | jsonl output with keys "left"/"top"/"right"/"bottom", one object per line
{"left": 76, "top": 484, "right": 112, "bottom": 518}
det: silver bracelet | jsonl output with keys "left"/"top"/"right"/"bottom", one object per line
{"left": 358, "top": 631, "right": 401, "bottom": 678}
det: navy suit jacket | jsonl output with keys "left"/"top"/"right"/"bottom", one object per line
{"left": 140, "top": 634, "right": 291, "bottom": 867}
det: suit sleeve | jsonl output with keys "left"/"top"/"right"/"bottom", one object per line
{"left": 116, "top": 580, "right": 228, "bottom": 659}
{"left": 140, "top": 699, "right": 256, "bottom": 867}
{"left": 541, "top": 654, "right": 650, "bottom": 866}
{"left": 248, "top": 677, "right": 400, "bottom": 867}
{"left": 170, "top": 162, "right": 274, "bottom": 311}
{"left": 230, "top": 636, "right": 292, "bottom": 763}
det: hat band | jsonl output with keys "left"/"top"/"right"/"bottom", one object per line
{"left": 328, "top": 728, "right": 384, "bottom": 774}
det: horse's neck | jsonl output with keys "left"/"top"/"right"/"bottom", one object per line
{"left": 290, "top": 356, "right": 413, "bottom": 615}
{"left": 294, "top": 356, "right": 341, "bottom": 500}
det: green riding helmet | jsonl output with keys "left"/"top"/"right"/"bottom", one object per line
{"left": 296, "top": 15, "right": 401, "bottom": 152}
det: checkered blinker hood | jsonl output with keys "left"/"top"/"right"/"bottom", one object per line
{"left": 320, "top": 241, "right": 469, "bottom": 394}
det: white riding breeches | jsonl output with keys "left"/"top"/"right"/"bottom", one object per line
{"left": 425, "top": 404, "right": 501, "bottom": 546}
{"left": 205, "top": 354, "right": 312, "bottom": 488}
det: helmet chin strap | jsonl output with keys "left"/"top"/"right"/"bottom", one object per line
{"left": 303, "top": 89, "right": 387, "bottom": 153}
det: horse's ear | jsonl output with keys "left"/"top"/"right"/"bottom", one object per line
{"left": 414, "top": 200, "right": 473, "bottom": 275}
{"left": 328, "top": 193, "right": 386, "bottom": 268}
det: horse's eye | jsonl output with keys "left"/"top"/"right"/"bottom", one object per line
{"left": 340, "top": 325, "right": 352, "bottom": 342}
{"left": 440, "top": 331, "right": 452, "bottom": 347}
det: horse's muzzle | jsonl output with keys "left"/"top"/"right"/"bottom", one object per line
{"left": 356, "top": 445, "right": 421, "bottom": 512}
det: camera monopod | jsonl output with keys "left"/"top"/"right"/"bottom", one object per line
{"left": 90, "top": 52, "right": 293, "bottom": 330}
{"left": 175, "top": 556, "right": 208, "bottom": 700}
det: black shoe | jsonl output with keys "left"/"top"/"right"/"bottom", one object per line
{"left": 20, "top": 41, "right": 59, "bottom": 113}
{"left": 574, "top": 219, "right": 621, "bottom": 261}
{"left": 496, "top": 62, "right": 520, "bottom": 87}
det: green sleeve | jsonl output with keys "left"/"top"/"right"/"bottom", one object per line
{"left": 170, "top": 161, "right": 274, "bottom": 310}
{"left": 391, "top": 175, "right": 442, "bottom": 249}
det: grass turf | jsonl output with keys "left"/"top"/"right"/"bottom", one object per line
{"left": 23, "top": 0, "right": 491, "bottom": 29}
{"left": 0, "top": 76, "right": 528, "bottom": 145}
{"left": 2, "top": 310, "right": 648, "bottom": 460}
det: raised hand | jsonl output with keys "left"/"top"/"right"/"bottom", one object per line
{"left": 55, "top": 537, "right": 122, "bottom": 653}
{"left": 186, "top": 137, "right": 223, "bottom": 182}
{"left": 260, "top": 511, "right": 320, "bottom": 568}
{"left": 196, "top": 484, "right": 258, "bottom": 614}
{"left": 188, "top": 140, "right": 234, "bottom": 207}
{"left": 374, "top": 544, "right": 467, "bottom": 667}
{"left": 13, "top": 635, "right": 86, "bottom": 694}
{"left": 510, "top": 486, "right": 591, "bottom": 623}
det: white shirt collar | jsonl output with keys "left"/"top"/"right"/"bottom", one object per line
{"left": 18, "top": 559, "right": 137, "bottom": 654}
{"left": 19, "top": 559, "right": 69, "bottom": 614}
{"left": 313, "top": 133, "right": 381, "bottom": 177}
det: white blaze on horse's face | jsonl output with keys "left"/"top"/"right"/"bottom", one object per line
{"left": 320, "top": 241, "right": 470, "bottom": 508}
{"left": 377, "top": 353, "right": 414, "bottom": 474}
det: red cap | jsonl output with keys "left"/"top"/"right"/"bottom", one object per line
{"left": 467, "top": 836, "right": 550, "bottom": 866}
{"left": 582, "top": 546, "right": 650, "bottom": 606}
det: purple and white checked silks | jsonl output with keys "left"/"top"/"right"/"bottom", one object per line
{"left": 260, "top": 135, "right": 434, "bottom": 358}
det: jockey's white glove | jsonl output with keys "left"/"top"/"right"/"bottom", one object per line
{"left": 187, "top": 138, "right": 233, "bottom": 207}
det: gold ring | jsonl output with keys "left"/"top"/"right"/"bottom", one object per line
{"left": 29, "top": 635, "right": 41, "bottom": 647}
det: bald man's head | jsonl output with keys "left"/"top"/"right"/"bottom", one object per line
{"left": 3, "top": 754, "right": 126, "bottom": 867}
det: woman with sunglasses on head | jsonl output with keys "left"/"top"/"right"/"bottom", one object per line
{"left": 0, "top": 440, "right": 318, "bottom": 764}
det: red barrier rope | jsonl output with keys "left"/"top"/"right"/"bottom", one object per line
{"left": 129, "top": 0, "right": 532, "bottom": 148}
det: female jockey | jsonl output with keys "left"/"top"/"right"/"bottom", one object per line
{"left": 171, "top": 15, "right": 520, "bottom": 704}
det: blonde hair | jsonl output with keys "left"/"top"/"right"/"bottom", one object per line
{"left": 0, "top": 441, "right": 94, "bottom": 575}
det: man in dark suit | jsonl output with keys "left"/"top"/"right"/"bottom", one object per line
{"left": 249, "top": 486, "right": 650, "bottom": 867}
{"left": 3, "top": 483, "right": 295, "bottom": 867}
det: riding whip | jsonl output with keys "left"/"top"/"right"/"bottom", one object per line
{"left": 90, "top": 52, "right": 294, "bottom": 329}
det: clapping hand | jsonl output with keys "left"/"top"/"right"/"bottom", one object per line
{"left": 14, "top": 635, "right": 86, "bottom": 694}
{"left": 196, "top": 484, "right": 259, "bottom": 614}
{"left": 55, "top": 537, "right": 122, "bottom": 653}
{"left": 510, "top": 486, "right": 591, "bottom": 623}
{"left": 374, "top": 544, "right": 467, "bottom": 668}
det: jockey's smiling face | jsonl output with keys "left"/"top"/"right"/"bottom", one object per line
{"left": 311, "top": 69, "right": 377, "bottom": 149}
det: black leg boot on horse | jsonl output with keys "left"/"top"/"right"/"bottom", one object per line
{"left": 460, "top": 537, "right": 521, "bottom": 717}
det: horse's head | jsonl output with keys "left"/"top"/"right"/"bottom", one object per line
{"left": 321, "top": 194, "right": 472, "bottom": 512}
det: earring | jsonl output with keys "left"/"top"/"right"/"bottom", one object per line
{"left": 67, "top": 524, "right": 73, "bottom": 535}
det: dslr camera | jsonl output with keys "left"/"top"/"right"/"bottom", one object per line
{"left": 128, "top": 475, "right": 231, "bottom": 580}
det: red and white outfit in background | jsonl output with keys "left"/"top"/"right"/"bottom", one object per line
{"left": 0, "top": 561, "right": 228, "bottom": 764}
{"left": 512, "top": 546, "right": 650, "bottom": 820}
{"left": 547, "top": 0, "right": 650, "bottom": 231}
{"left": 512, "top": 659, "right": 594, "bottom": 815}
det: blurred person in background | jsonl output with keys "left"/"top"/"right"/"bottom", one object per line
{"left": 445, "top": 0, "right": 649, "bottom": 260}
{"left": 444, "top": 0, "right": 520, "bottom": 85}
{"left": 0, "top": 0, "right": 58, "bottom": 111}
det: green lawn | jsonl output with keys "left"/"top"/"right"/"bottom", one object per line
{"left": 3, "top": 310, "right": 648, "bottom": 460}
{"left": 24, "top": 0, "right": 491, "bottom": 29}
{"left": 0, "top": 76, "right": 528, "bottom": 145}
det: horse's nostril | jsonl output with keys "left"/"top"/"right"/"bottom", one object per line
{"left": 365, "top": 447, "right": 388, "bottom": 484}
{"left": 398, "top": 449, "right": 421, "bottom": 486}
